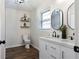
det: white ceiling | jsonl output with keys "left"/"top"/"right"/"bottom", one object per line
{"left": 5, "top": 0, "right": 43, "bottom": 11}
{"left": 5, "top": 0, "right": 56, "bottom": 11}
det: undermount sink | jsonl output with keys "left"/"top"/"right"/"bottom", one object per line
{"left": 40, "top": 37, "right": 75, "bottom": 49}
{"left": 41, "top": 36, "right": 75, "bottom": 43}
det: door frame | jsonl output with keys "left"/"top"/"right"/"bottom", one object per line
{"left": 0, "top": 0, "right": 5, "bottom": 59}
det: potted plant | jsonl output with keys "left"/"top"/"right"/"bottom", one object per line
{"left": 59, "top": 25, "right": 67, "bottom": 39}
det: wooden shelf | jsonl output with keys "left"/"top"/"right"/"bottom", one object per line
{"left": 20, "top": 14, "right": 30, "bottom": 29}
{"left": 20, "top": 20, "right": 29, "bottom": 22}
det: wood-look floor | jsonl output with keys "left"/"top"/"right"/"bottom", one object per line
{"left": 6, "top": 46, "right": 39, "bottom": 59}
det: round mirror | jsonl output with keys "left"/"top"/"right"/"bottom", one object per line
{"left": 67, "top": 3, "right": 75, "bottom": 30}
{"left": 51, "top": 9, "right": 63, "bottom": 30}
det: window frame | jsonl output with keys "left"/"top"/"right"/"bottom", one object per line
{"left": 41, "top": 10, "right": 51, "bottom": 30}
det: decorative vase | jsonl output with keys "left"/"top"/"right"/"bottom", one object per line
{"left": 62, "top": 30, "right": 67, "bottom": 39}
{"left": 59, "top": 25, "right": 67, "bottom": 39}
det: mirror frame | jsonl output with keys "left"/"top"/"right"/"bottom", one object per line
{"left": 51, "top": 9, "right": 63, "bottom": 30}
{"left": 67, "top": 3, "right": 75, "bottom": 30}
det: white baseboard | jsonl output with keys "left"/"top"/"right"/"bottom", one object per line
{"left": 6, "top": 44, "right": 24, "bottom": 49}
{"left": 31, "top": 44, "right": 39, "bottom": 50}
{"left": 6, "top": 43, "right": 39, "bottom": 51}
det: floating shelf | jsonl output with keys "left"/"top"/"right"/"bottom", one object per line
{"left": 20, "top": 20, "right": 29, "bottom": 22}
{"left": 20, "top": 14, "right": 30, "bottom": 29}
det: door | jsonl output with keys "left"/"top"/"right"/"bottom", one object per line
{"left": 0, "top": 0, "right": 5, "bottom": 59}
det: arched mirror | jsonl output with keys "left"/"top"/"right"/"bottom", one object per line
{"left": 51, "top": 9, "right": 63, "bottom": 30}
{"left": 67, "top": 3, "right": 75, "bottom": 29}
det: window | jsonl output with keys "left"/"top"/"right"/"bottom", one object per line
{"left": 41, "top": 10, "right": 51, "bottom": 29}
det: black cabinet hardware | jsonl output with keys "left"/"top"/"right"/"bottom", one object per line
{"left": 74, "top": 46, "right": 79, "bottom": 53}
{"left": 0, "top": 40, "right": 6, "bottom": 45}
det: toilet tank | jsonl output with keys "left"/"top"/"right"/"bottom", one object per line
{"left": 22, "top": 34, "right": 30, "bottom": 41}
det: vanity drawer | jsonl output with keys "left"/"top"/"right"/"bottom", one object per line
{"left": 47, "top": 42, "right": 60, "bottom": 57}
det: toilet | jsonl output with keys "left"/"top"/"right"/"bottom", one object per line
{"left": 22, "top": 34, "right": 31, "bottom": 49}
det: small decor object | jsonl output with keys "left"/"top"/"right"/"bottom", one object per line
{"left": 24, "top": 23, "right": 26, "bottom": 26}
{"left": 20, "top": 14, "right": 30, "bottom": 22}
{"left": 24, "top": 14, "right": 27, "bottom": 21}
{"left": 20, "top": 14, "right": 30, "bottom": 28}
{"left": 59, "top": 25, "right": 67, "bottom": 39}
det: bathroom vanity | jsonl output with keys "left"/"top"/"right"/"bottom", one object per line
{"left": 39, "top": 1, "right": 76, "bottom": 59}
{"left": 39, "top": 37, "right": 76, "bottom": 59}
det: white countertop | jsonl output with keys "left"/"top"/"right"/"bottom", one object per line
{"left": 40, "top": 37, "right": 75, "bottom": 49}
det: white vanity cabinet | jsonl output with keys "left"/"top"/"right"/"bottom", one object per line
{"left": 60, "top": 46, "right": 75, "bottom": 59}
{"left": 39, "top": 39, "right": 60, "bottom": 59}
{"left": 39, "top": 40, "right": 49, "bottom": 59}
{"left": 39, "top": 38, "right": 76, "bottom": 59}
{"left": 47, "top": 42, "right": 60, "bottom": 59}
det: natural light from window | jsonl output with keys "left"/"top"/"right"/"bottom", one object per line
{"left": 41, "top": 10, "right": 51, "bottom": 29}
